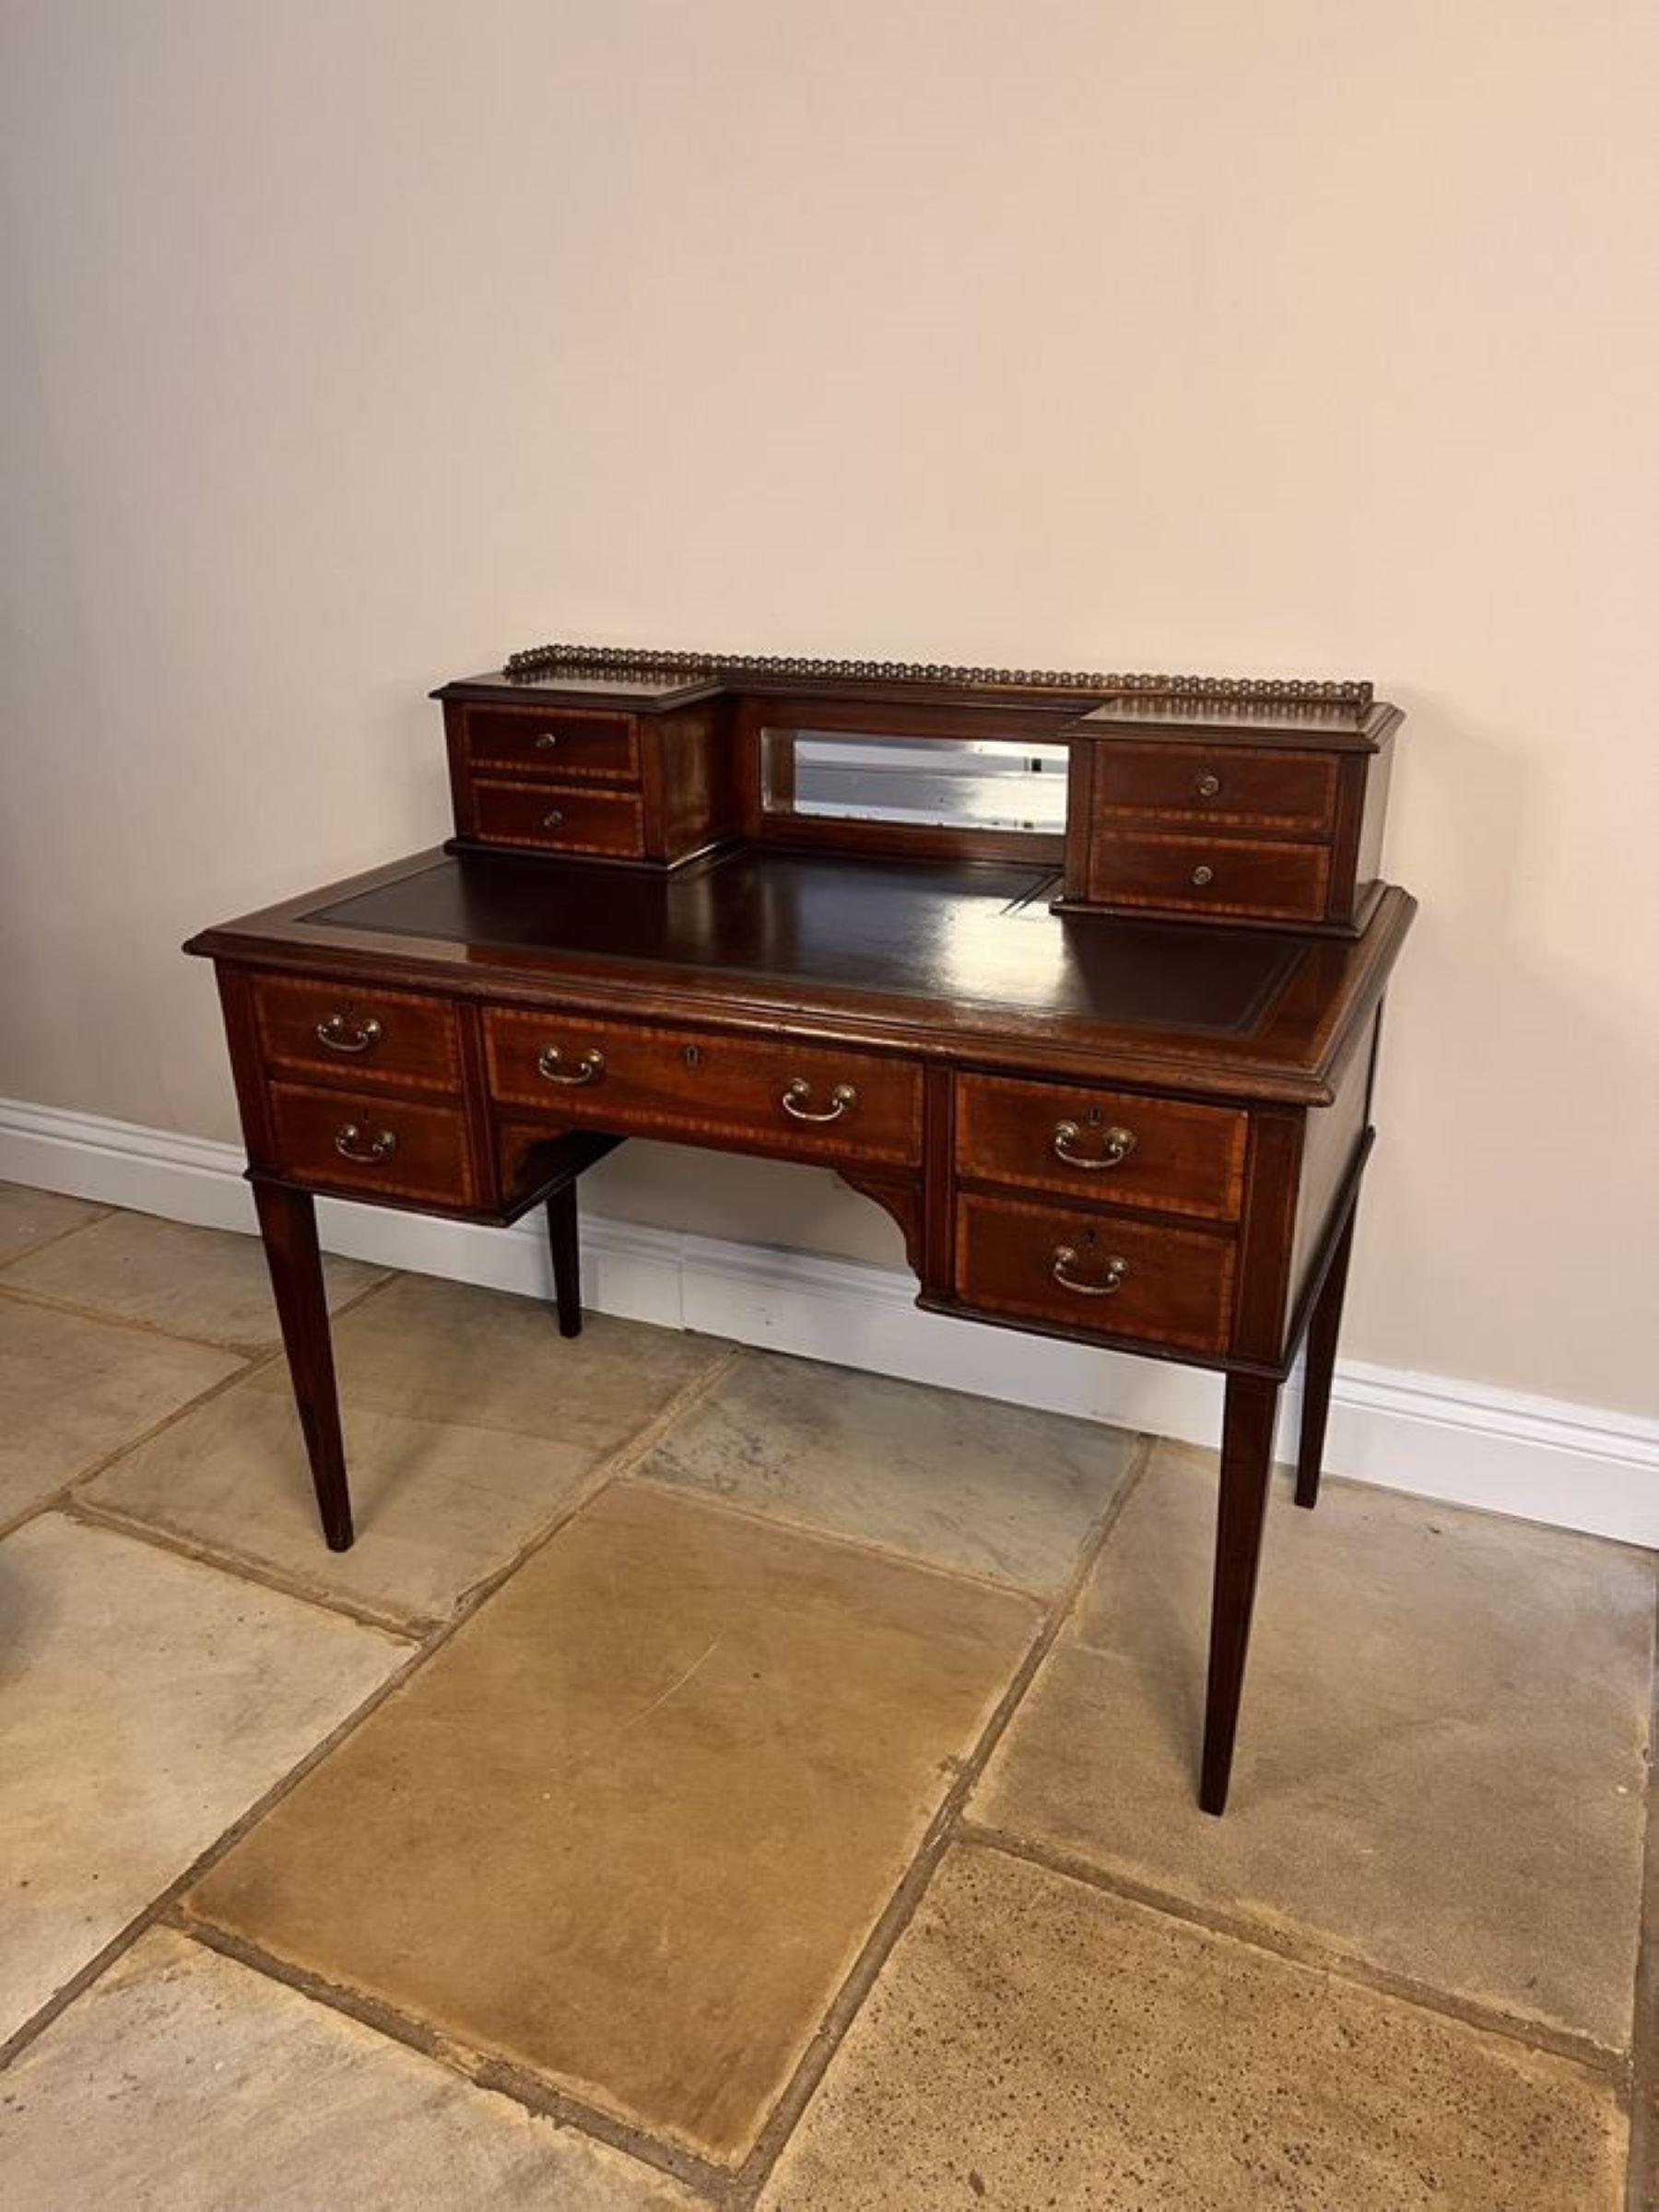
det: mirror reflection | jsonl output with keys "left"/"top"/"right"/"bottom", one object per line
{"left": 761, "top": 729, "right": 1068, "bottom": 834}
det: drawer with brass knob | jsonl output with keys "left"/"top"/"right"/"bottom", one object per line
{"left": 1094, "top": 741, "right": 1338, "bottom": 832}
{"left": 483, "top": 1008, "right": 922, "bottom": 1166}
{"left": 463, "top": 705, "right": 640, "bottom": 782}
{"left": 954, "top": 1192, "right": 1235, "bottom": 1353}
{"left": 266, "top": 1081, "right": 475, "bottom": 1206}
{"left": 469, "top": 778, "right": 646, "bottom": 857}
{"left": 251, "top": 975, "right": 462, "bottom": 1094}
{"left": 1088, "top": 830, "right": 1330, "bottom": 924}
{"left": 954, "top": 1074, "right": 1247, "bottom": 1220}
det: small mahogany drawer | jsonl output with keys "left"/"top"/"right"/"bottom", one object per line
{"left": 465, "top": 707, "right": 639, "bottom": 782}
{"left": 1096, "top": 743, "right": 1337, "bottom": 832}
{"left": 954, "top": 1193, "right": 1234, "bottom": 1355}
{"left": 1090, "top": 831, "right": 1329, "bottom": 924}
{"left": 955, "top": 1074, "right": 1246, "bottom": 1221}
{"left": 267, "top": 1082, "right": 476, "bottom": 1206}
{"left": 252, "top": 975, "right": 461, "bottom": 1093}
{"left": 484, "top": 1009, "right": 922, "bottom": 1167}
{"left": 471, "top": 778, "right": 645, "bottom": 858}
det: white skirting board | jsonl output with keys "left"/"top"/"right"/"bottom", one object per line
{"left": 2, "top": 1092, "right": 1653, "bottom": 1552}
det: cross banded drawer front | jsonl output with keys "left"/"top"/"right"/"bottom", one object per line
{"left": 465, "top": 707, "right": 640, "bottom": 782}
{"left": 267, "top": 1082, "right": 475, "bottom": 1206}
{"left": 1096, "top": 743, "right": 1338, "bottom": 833}
{"left": 252, "top": 975, "right": 462, "bottom": 1093}
{"left": 484, "top": 1010, "right": 923, "bottom": 1166}
{"left": 955, "top": 1075, "right": 1247, "bottom": 1220}
{"left": 471, "top": 779, "right": 646, "bottom": 857}
{"left": 955, "top": 1192, "right": 1235, "bottom": 1354}
{"left": 1089, "top": 830, "right": 1329, "bottom": 923}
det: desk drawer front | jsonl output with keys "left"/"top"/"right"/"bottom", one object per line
{"left": 1089, "top": 831, "right": 1329, "bottom": 923}
{"left": 485, "top": 1010, "right": 922, "bottom": 1166}
{"left": 267, "top": 1081, "right": 475, "bottom": 1206}
{"left": 956, "top": 1075, "right": 1246, "bottom": 1221}
{"left": 1096, "top": 743, "right": 1337, "bottom": 832}
{"left": 465, "top": 707, "right": 639, "bottom": 782}
{"left": 955, "top": 1193, "right": 1234, "bottom": 1354}
{"left": 471, "top": 779, "right": 646, "bottom": 857}
{"left": 252, "top": 975, "right": 461, "bottom": 1094}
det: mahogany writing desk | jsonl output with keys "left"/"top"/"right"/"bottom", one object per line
{"left": 187, "top": 645, "right": 1414, "bottom": 1815}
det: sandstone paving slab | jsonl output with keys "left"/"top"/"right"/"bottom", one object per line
{"left": 634, "top": 1347, "right": 1139, "bottom": 1593}
{"left": 83, "top": 1274, "right": 730, "bottom": 1626}
{"left": 0, "top": 1182, "right": 107, "bottom": 1266}
{"left": 185, "top": 1482, "right": 1041, "bottom": 2167}
{"left": 0, "top": 1513, "right": 408, "bottom": 2045}
{"left": 973, "top": 1441, "right": 1654, "bottom": 2053}
{"left": 0, "top": 1927, "right": 701, "bottom": 2209}
{"left": 759, "top": 1844, "right": 1626, "bottom": 2211}
{"left": 3, "top": 1207, "right": 383, "bottom": 1353}
{"left": 0, "top": 1294, "right": 243, "bottom": 1525}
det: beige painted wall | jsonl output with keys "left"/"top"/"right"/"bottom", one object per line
{"left": 4, "top": 2, "right": 1656, "bottom": 1418}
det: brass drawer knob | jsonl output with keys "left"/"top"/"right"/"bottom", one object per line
{"left": 315, "top": 1013, "right": 382, "bottom": 1055}
{"left": 1195, "top": 772, "right": 1222, "bottom": 799}
{"left": 1051, "top": 1246, "right": 1129, "bottom": 1297}
{"left": 536, "top": 1045, "right": 606, "bottom": 1087}
{"left": 1053, "top": 1121, "right": 1136, "bottom": 1171}
{"left": 535, "top": 732, "right": 560, "bottom": 749}
{"left": 543, "top": 809, "right": 566, "bottom": 830}
{"left": 1190, "top": 864, "right": 1215, "bottom": 887}
{"left": 781, "top": 1077, "right": 857, "bottom": 1124}
{"left": 335, "top": 1123, "right": 397, "bottom": 1163}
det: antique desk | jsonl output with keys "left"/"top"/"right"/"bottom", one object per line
{"left": 187, "top": 643, "right": 1413, "bottom": 1815}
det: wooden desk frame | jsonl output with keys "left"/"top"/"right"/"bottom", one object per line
{"left": 189, "top": 649, "right": 1414, "bottom": 1816}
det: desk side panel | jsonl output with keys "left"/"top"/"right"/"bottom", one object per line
{"left": 1286, "top": 1003, "right": 1381, "bottom": 1320}
{"left": 214, "top": 964, "right": 280, "bottom": 1171}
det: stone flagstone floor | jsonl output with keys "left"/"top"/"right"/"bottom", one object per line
{"left": 0, "top": 1178, "right": 1652, "bottom": 2208}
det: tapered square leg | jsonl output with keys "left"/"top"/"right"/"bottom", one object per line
{"left": 546, "top": 1182, "right": 582, "bottom": 1338}
{"left": 252, "top": 1180, "right": 353, "bottom": 1551}
{"left": 1200, "top": 1371, "right": 1280, "bottom": 1816}
{"left": 1295, "top": 1206, "right": 1357, "bottom": 1511}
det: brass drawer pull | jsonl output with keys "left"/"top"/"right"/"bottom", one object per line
{"left": 335, "top": 1122, "right": 397, "bottom": 1163}
{"left": 1195, "top": 772, "right": 1222, "bottom": 799}
{"left": 1190, "top": 865, "right": 1215, "bottom": 887}
{"left": 781, "top": 1077, "right": 857, "bottom": 1124}
{"left": 535, "top": 732, "right": 560, "bottom": 749}
{"left": 315, "top": 1013, "right": 382, "bottom": 1055}
{"left": 1051, "top": 1246, "right": 1129, "bottom": 1297}
{"left": 537, "top": 1045, "right": 606, "bottom": 1087}
{"left": 543, "top": 808, "right": 566, "bottom": 829}
{"left": 1053, "top": 1120, "right": 1136, "bottom": 1171}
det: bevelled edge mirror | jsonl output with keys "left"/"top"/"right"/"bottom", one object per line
{"left": 759, "top": 727, "right": 1069, "bottom": 860}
